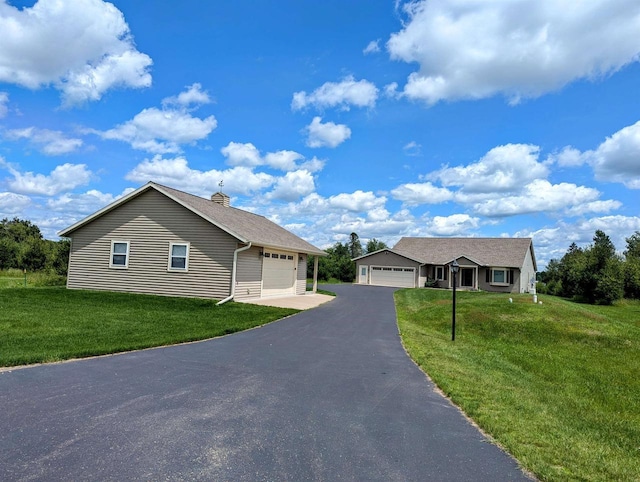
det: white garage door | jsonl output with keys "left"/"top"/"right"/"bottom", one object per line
{"left": 370, "top": 266, "right": 416, "bottom": 288}
{"left": 262, "top": 251, "right": 296, "bottom": 297}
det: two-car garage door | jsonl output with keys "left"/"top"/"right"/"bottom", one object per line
{"left": 370, "top": 266, "right": 416, "bottom": 288}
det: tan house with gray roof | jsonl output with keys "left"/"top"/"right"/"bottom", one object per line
{"left": 59, "top": 182, "right": 326, "bottom": 303}
{"left": 353, "top": 237, "right": 537, "bottom": 293}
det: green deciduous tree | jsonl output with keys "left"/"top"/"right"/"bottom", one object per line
{"left": 365, "top": 238, "right": 388, "bottom": 253}
{"left": 623, "top": 231, "right": 640, "bottom": 299}
{"left": 0, "top": 218, "right": 70, "bottom": 274}
{"left": 539, "top": 230, "right": 625, "bottom": 305}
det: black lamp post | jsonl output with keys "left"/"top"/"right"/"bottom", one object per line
{"left": 451, "top": 259, "right": 459, "bottom": 341}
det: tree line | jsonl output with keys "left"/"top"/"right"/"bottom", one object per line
{"left": 538, "top": 229, "right": 640, "bottom": 305}
{"left": 308, "top": 233, "right": 387, "bottom": 282}
{"left": 0, "top": 218, "right": 70, "bottom": 274}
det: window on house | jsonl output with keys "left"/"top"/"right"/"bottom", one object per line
{"left": 436, "top": 266, "right": 444, "bottom": 280}
{"left": 110, "top": 241, "right": 129, "bottom": 268}
{"left": 490, "top": 268, "right": 514, "bottom": 285}
{"left": 169, "top": 243, "right": 189, "bottom": 271}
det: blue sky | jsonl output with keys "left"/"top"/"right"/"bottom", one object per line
{"left": 1, "top": 0, "right": 639, "bottom": 268}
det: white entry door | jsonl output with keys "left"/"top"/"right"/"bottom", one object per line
{"left": 262, "top": 251, "right": 296, "bottom": 297}
{"left": 359, "top": 265, "right": 368, "bottom": 284}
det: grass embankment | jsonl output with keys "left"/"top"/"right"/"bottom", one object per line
{"left": 395, "top": 289, "right": 640, "bottom": 481}
{"left": 0, "top": 287, "right": 297, "bottom": 367}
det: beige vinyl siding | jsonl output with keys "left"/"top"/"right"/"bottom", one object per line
{"left": 66, "top": 189, "right": 237, "bottom": 300}
{"left": 418, "top": 265, "right": 428, "bottom": 288}
{"left": 296, "top": 253, "right": 307, "bottom": 295}
{"left": 520, "top": 247, "right": 536, "bottom": 293}
{"left": 478, "top": 267, "right": 521, "bottom": 293}
{"left": 235, "top": 246, "right": 263, "bottom": 301}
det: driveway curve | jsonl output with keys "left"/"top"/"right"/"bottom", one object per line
{"left": 0, "top": 285, "right": 531, "bottom": 481}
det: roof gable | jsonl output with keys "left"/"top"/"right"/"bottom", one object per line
{"left": 59, "top": 182, "right": 326, "bottom": 255}
{"left": 392, "top": 237, "right": 535, "bottom": 269}
{"left": 352, "top": 248, "right": 425, "bottom": 264}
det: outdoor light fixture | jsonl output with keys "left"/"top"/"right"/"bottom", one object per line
{"left": 451, "top": 259, "right": 460, "bottom": 341}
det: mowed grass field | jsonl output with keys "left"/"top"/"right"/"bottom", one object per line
{"left": 0, "top": 287, "right": 297, "bottom": 367}
{"left": 395, "top": 289, "right": 640, "bottom": 481}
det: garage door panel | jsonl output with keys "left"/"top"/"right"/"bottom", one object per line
{"left": 370, "top": 266, "right": 415, "bottom": 288}
{"left": 262, "top": 251, "right": 296, "bottom": 296}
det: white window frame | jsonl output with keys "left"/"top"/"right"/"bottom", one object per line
{"left": 109, "top": 240, "right": 130, "bottom": 269}
{"left": 490, "top": 268, "right": 509, "bottom": 286}
{"left": 168, "top": 242, "right": 190, "bottom": 272}
{"left": 435, "top": 266, "right": 445, "bottom": 280}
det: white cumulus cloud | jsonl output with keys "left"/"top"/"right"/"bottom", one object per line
{"left": 305, "top": 117, "right": 351, "bottom": 148}
{"left": 388, "top": 0, "right": 640, "bottom": 105}
{"left": 292, "top": 75, "right": 378, "bottom": 111}
{"left": 220, "top": 142, "right": 262, "bottom": 167}
{"left": 549, "top": 120, "right": 640, "bottom": 188}
{"left": 0, "top": 0, "right": 152, "bottom": 105}
{"left": 221, "top": 142, "right": 320, "bottom": 172}
{"left": 2, "top": 161, "right": 92, "bottom": 196}
{"left": 125, "top": 155, "right": 275, "bottom": 197}
{"left": 5, "top": 127, "right": 82, "bottom": 155}
{"left": 391, "top": 181, "right": 453, "bottom": 206}
{"left": 327, "top": 190, "right": 387, "bottom": 212}
{"left": 426, "top": 214, "right": 481, "bottom": 236}
{"left": 264, "top": 150, "right": 305, "bottom": 171}
{"left": 471, "top": 179, "right": 607, "bottom": 217}
{"left": 430, "top": 144, "right": 549, "bottom": 194}
{"left": 268, "top": 170, "right": 316, "bottom": 202}
{"left": 162, "top": 83, "right": 211, "bottom": 108}
{"left": 0, "top": 191, "right": 32, "bottom": 215}
{"left": 96, "top": 85, "right": 217, "bottom": 154}
{"left": 585, "top": 120, "right": 640, "bottom": 188}
{"left": 47, "top": 188, "right": 133, "bottom": 216}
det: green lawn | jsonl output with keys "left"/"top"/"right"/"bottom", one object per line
{"left": 395, "top": 289, "right": 640, "bottom": 481}
{"left": 0, "top": 287, "right": 297, "bottom": 367}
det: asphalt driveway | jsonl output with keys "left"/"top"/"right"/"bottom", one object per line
{"left": 0, "top": 285, "right": 531, "bottom": 481}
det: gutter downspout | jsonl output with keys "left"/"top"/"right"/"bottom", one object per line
{"left": 217, "top": 242, "right": 252, "bottom": 306}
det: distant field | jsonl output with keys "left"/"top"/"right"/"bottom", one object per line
{"left": 395, "top": 289, "right": 640, "bottom": 482}
{"left": 0, "top": 287, "right": 297, "bottom": 367}
{"left": 0, "top": 269, "right": 65, "bottom": 288}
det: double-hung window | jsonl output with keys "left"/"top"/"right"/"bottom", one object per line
{"left": 168, "top": 242, "right": 189, "bottom": 271}
{"left": 435, "top": 266, "right": 444, "bottom": 280}
{"left": 110, "top": 241, "right": 130, "bottom": 268}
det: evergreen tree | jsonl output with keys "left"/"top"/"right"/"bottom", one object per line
{"left": 347, "top": 232, "right": 363, "bottom": 259}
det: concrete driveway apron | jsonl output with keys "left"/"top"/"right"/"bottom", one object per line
{"left": 0, "top": 285, "right": 532, "bottom": 481}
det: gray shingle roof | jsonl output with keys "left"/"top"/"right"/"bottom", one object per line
{"left": 60, "top": 182, "right": 326, "bottom": 256}
{"left": 392, "top": 237, "right": 536, "bottom": 269}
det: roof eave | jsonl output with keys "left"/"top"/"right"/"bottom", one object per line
{"left": 258, "top": 242, "right": 327, "bottom": 256}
